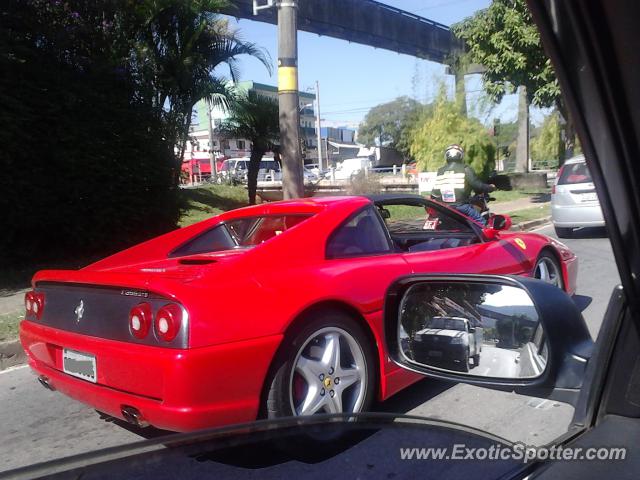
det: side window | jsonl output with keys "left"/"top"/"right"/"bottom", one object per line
{"left": 169, "top": 225, "right": 235, "bottom": 257}
{"left": 326, "top": 206, "right": 391, "bottom": 259}
{"left": 382, "top": 203, "right": 474, "bottom": 234}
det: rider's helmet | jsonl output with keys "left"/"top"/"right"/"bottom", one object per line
{"left": 444, "top": 144, "right": 464, "bottom": 162}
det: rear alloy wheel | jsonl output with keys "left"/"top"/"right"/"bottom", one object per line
{"left": 554, "top": 226, "right": 574, "bottom": 238}
{"left": 533, "top": 252, "right": 564, "bottom": 289}
{"left": 265, "top": 311, "right": 375, "bottom": 419}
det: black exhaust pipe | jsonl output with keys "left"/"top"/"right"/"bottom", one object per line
{"left": 38, "top": 375, "right": 55, "bottom": 391}
{"left": 121, "top": 406, "right": 149, "bottom": 428}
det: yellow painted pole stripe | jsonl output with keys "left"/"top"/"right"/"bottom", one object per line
{"left": 278, "top": 66, "right": 298, "bottom": 92}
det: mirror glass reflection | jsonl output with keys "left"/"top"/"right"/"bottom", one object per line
{"left": 399, "top": 282, "right": 548, "bottom": 378}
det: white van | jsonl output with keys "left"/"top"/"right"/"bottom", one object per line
{"left": 330, "top": 157, "right": 372, "bottom": 180}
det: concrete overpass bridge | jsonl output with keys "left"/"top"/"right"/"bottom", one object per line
{"left": 223, "top": 0, "right": 464, "bottom": 64}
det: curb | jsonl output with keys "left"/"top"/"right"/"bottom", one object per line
{"left": 513, "top": 216, "right": 552, "bottom": 232}
{"left": 0, "top": 340, "right": 26, "bottom": 371}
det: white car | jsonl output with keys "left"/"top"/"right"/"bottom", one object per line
{"left": 551, "top": 155, "right": 605, "bottom": 238}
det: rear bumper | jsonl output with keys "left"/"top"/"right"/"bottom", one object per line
{"left": 20, "top": 320, "right": 282, "bottom": 432}
{"left": 551, "top": 202, "right": 605, "bottom": 227}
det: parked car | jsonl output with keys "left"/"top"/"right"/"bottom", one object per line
{"left": 412, "top": 316, "right": 483, "bottom": 372}
{"left": 219, "top": 157, "right": 250, "bottom": 182}
{"left": 551, "top": 154, "right": 605, "bottom": 238}
{"left": 220, "top": 158, "right": 282, "bottom": 183}
{"left": 257, "top": 159, "right": 281, "bottom": 182}
{"left": 20, "top": 194, "right": 576, "bottom": 431}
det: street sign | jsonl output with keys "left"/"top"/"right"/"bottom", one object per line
{"left": 253, "top": 0, "right": 274, "bottom": 15}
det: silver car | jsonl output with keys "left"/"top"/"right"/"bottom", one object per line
{"left": 551, "top": 155, "right": 605, "bottom": 238}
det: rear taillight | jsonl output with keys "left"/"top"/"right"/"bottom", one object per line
{"left": 154, "top": 304, "right": 183, "bottom": 342}
{"left": 553, "top": 166, "right": 565, "bottom": 194}
{"left": 129, "top": 303, "right": 152, "bottom": 339}
{"left": 25, "top": 291, "right": 45, "bottom": 319}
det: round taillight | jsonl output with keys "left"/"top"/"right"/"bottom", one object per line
{"left": 25, "top": 292, "right": 35, "bottom": 313}
{"left": 25, "top": 291, "right": 44, "bottom": 319}
{"left": 129, "top": 303, "right": 152, "bottom": 339}
{"left": 154, "top": 304, "right": 182, "bottom": 342}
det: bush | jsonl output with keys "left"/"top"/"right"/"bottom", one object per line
{"left": 0, "top": 2, "right": 179, "bottom": 268}
{"left": 347, "top": 172, "right": 383, "bottom": 195}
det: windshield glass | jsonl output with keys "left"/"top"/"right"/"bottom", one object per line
{"left": 2, "top": 0, "right": 621, "bottom": 476}
{"left": 427, "top": 317, "right": 467, "bottom": 331}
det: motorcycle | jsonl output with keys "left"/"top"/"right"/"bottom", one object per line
{"left": 469, "top": 172, "right": 512, "bottom": 227}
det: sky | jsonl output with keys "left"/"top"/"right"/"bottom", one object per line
{"left": 222, "top": 0, "right": 548, "bottom": 129}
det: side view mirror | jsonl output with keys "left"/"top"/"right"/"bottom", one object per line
{"left": 490, "top": 214, "right": 512, "bottom": 231}
{"left": 385, "top": 274, "right": 593, "bottom": 405}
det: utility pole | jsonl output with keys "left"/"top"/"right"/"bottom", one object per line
{"left": 206, "top": 102, "right": 217, "bottom": 179}
{"left": 277, "top": 0, "right": 304, "bottom": 198}
{"left": 315, "top": 80, "right": 323, "bottom": 171}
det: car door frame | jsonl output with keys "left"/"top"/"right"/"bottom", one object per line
{"left": 373, "top": 196, "right": 487, "bottom": 248}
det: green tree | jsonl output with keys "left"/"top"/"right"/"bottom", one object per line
{"left": 531, "top": 111, "right": 563, "bottom": 168}
{"left": 218, "top": 90, "right": 280, "bottom": 205}
{"left": 129, "top": 0, "right": 272, "bottom": 174}
{"left": 453, "top": 0, "right": 575, "bottom": 164}
{"left": 0, "top": 0, "right": 178, "bottom": 267}
{"left": 408, "top": 91, "right": 495, "bottom": 178}
{"left": 357, "top": 96, "right": 426, "bottom": 157}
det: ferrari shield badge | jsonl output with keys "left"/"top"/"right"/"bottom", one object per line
{"left": 514, "top": 238, "right": 527, "bottom": 250}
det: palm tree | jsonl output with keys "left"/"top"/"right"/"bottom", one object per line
{"left": 218, "top": 90, "right": 280, "bottom": 204}
{"left": 130, "top": 0, "right": 272, "bottom": 174}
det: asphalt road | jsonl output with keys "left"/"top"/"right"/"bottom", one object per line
{"left": 474, "top": 344, "right": 520, "bottom": 378}
{"left": 0, "top": 225, "right": 619, "bottom": 474}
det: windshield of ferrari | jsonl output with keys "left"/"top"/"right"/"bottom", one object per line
{"left": 1, "top": 0, "right": 620, "bottom": 476}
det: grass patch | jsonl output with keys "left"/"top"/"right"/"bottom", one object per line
{"left": 385, "top": 204, "right": 425, "bottom": 221}
{"left": 507, "top": 204, "right": 551, "bottom": 224}
{"left": 0, "top": 311, "right": 23, "bottom": 342}
{"left": 492, "top": 188, "right": 549, "bottom": 203}
{"left": 179, "top": 184, "right": 248, "bottom": 227}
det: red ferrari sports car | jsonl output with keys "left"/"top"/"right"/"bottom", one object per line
{"left": 20, "top": 194, "right": 577, "bottom": 431}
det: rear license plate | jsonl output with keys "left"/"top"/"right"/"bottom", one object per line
{"left": 581, "top": 192, "right": 598, "bottom": 202}
{"left": 62, "top": 349, "right": 97, "bottom": 383}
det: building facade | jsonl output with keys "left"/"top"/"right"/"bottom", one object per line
{"left": 184, "top": 81, "right": 317, "bottom": 163}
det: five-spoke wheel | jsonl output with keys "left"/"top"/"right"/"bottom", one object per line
{"left": 264, "top": 310, "right": 375, "bottom": 419}
{"left": 533, "top": 252, "right": 564, "bottom": 289}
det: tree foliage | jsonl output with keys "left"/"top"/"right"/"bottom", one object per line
{"left": 218, "top": 91, "right": 280, "bottom": 205}
{"left": 452, "top": 0, "right": 577, "bottom": 161}
{"left": 530, "top": 111, "right": 563, "bottom": 167}
{"left": 452, "top": 0, "right": 560, "bottom": 108}
{"left": 127, "top": 0, "right": 271, "bottom": 171}
{"left": 0, "top": 0, "right": 269, "bottom": 268}
{"left": 408, "top": 92, "right": 495, "bottom": 178}
{"left": 357, "top": 96, "right": 426, "bottom": 157}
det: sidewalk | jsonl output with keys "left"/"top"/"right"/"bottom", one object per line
{"left": 0, "top": 288, "right": 27, "bottom": 316}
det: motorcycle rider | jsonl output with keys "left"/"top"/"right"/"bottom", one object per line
{"left": 431, "top": 144, "right": 496, "bottom": 225}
